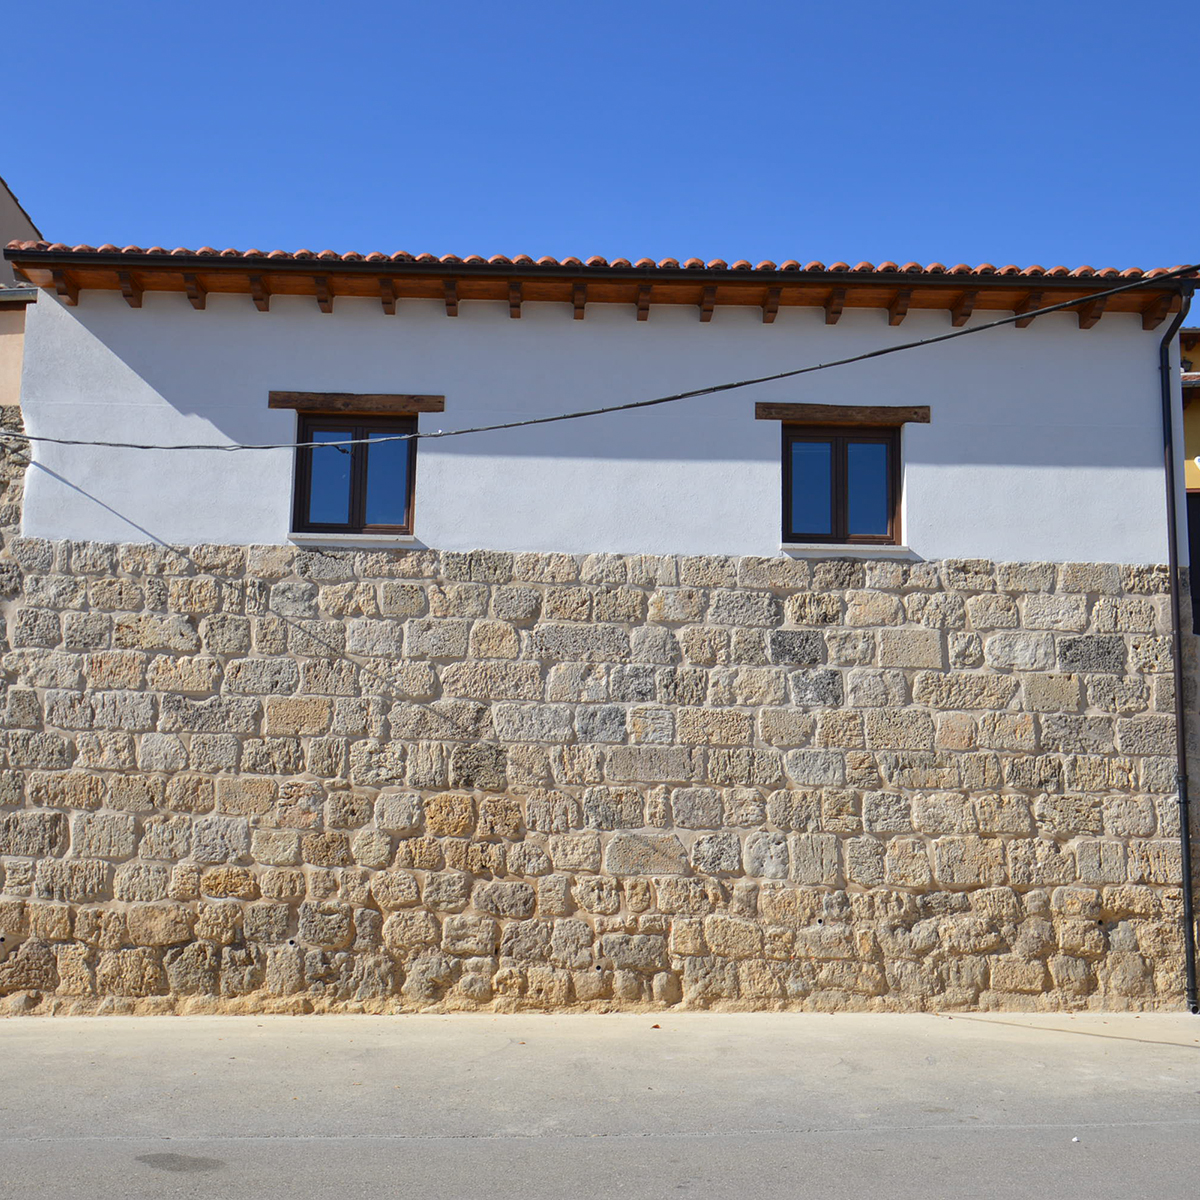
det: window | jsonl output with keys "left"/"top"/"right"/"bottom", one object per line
{"left": 292, "top": 415, "right": 416, "bottom": 534}
{"left": 782, "top": 425, "right": 899, "bottom": 544}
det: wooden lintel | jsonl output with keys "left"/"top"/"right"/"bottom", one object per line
{"left": 636, "top": 284, "right": 651, "bottom": 321}
{"left": 117, "top": 271, "right": 143, "bottom": 309}
{"left": 50, "top": 269, "right": 79, "bottom": 306}
{"left": 509, "top": 281, "right": 522, "bottom": 319}
{"left": 824, "top": 287, "right": 845, "bottom": 325}
{"left": 762, "top": 287, "right": 781, "bottom": 325}
{"left": 313, "top": 276, "right": 334, "bottom": 313}
{"left": 182, "top": 273, "right": 207, "bottom": 311}
{"left": 699, "top": 285, "right": 716, "bottom": 323}
{"left": 1014, "top": 291, "right": 1043, "bottom": 328}
{"left": 1140, "top": 293, "right": 1176, "bottom": 331}
{"left": 950, "top": 290, "right": 977, "bottom": 327}
{"left": 249, "top": 274, "right": 270, "bottom": 312}
{"left": 755, "top": 402, "right": 930, "bottom": 426}
{"left": 573, "top": 281, "right": 586, "bottom": 320}
{"left": 269, "top": 391, "right": 445, "bottom": 415}
{"left": 1078, "top": 295, "right": 1106, "bottom": 329}
{"left": 444, "top": 278, "right": 458, "bottom": 316}
{"left": 379, "top": 278, "right": 397, "bottom": 315}
{"left": 887, "top": 288, "right": 911, "bottom": 326}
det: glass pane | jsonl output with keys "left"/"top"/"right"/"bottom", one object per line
{"left": 790, "top": 440, "right": 833, "bottom": 536}
{"left": 307, "top": 429, "right": 352, "bottom": 525}
{"left": 847, "top": 441, "right": 890, "bottom": 536}
{"left": 364, "top": 430, "right": 410, "bottom": 526}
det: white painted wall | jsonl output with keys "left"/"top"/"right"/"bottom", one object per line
{"left": 16, "top": 288, "right": 1178, "bottom": 563}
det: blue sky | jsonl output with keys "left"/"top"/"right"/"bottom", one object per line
{"left": 8, "top": 1, "right": 1197, "bottom": 270}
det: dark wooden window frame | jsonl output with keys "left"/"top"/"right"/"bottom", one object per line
{"left": 292, "top": 413, "right": 418, "bottom": 535}
{"left": 781, "top": 424, "right": 901, "bottom": 545}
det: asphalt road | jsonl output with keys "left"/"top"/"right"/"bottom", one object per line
{"left": 1, "top": 1012, "right": 1197, "bottom": 1199}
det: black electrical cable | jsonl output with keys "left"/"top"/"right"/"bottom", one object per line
{"left": 0, "top": 264, "right": 1194, "bottom": 453}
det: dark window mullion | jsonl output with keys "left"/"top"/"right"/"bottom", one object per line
{"left": 833, "top": 435, "right": 847, "bottom": 542}
{"left": 351, "top": 423, "right": 368, "bottom": 531}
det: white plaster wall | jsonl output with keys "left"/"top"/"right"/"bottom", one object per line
{"left": 15, "top": 288, "right": 1176, "bottom": 563}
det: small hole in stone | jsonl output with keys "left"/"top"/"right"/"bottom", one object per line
{"left": 816, "top": 919, "right": 823, "bottom": 926}
{"left": 288, "top": 940, "right": 296, "bottom": 946}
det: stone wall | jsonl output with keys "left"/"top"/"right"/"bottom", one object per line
{"left": 0, "top": 421, "right": 1192, "bottom": 1013}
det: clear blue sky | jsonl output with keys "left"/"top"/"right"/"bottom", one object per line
{"left": 9, "top": 1, "right": 1197, "bottom": 271}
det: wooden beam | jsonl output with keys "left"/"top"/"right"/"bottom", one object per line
{"left": 636, "top": 284, "right": 651, "bottom": 322}
{"left": 1140, "top": 293, "right": 1175, "bottom": 331}
{"left": 887, "top": 288, "right": 911, "bottom": 326}
{"left": 1078, "top": 296, "right": 1106, "bottom": 329}
{"left": 509, "top": 281, "right": 522, "bottom": 319}
{"left": 444, "top": 278, "right": 458, "bottom": 316}
{"left": 269, "top": 391, "right": 445, "bottom": 415}
{"left": 755, "top": 402, "right": 930, "bottom": 426}
{"left": 699, "top": 285, "right": 716, "bottom": 323}
{"left": 824, "top": 287, "right": 845, "bottom": 325}
{"left": 762, "top": 287, "right": 781, "bottom": 325}
{"left": 573, "top": 281, "right": 586, "bottom": 320}
{"left": 1014, "top": 291, "right": 1043, "bottom": 328}
{"left": 117, "top": 271, "right": 143, "bottom": 308}
{"left": 183, "top": 273, "right": 207, "bottom": 310}
{"left": 950, "top": 290, "right": 977, "bottom": 327}
{"left": 249, "top": 274, "right": 270, "bottom": 312}
{"left": 314, "top": 276, "right": 334, "bottom": 313}
{"left": 51, "top": 269, "right": 79, "bottom": 306}
{"left": 379, "top": 278, "right": 397, "bottom": 315}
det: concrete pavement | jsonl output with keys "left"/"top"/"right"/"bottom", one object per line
{"left": 1, "top": 1012, "right": 1197, "bottom": 1199}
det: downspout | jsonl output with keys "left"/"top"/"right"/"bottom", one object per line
{"left": 1158, "top": 287, "right": 1197, "bottom": 1013}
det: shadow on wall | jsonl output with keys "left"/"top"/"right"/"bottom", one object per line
{"left": 26, "top": 292, "right": 1164, "bottom": 469}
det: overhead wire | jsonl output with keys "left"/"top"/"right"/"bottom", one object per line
{"left": 0, "top": 264, "right": 1195, "bottom": 454}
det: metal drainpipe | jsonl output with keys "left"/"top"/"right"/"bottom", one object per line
{"left": 1158, "top": 288, "right": 1197, "bottom": 1013}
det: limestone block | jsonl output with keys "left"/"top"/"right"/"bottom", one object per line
{"left": 0, "top": 811, "right": 67, "bottom": 857}
{"left": 603, "top": 833, "right": 689, "bottom": 876}
{"left": 788, "top": 833, "right": 840, "bottom": 885}
{"left": 690, "top": 832, "right": 741, "bottom": 875}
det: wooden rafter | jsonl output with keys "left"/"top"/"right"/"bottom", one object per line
{"left": 509, "top": 281, "right": 522, "bottom": 319}
{"left": 573, "top": 281, "right": 586, "bottom": 320}
{"left": 1077, "top": 296, "right": 1106, "bottom": 329}
{"left": 249, "top": 274, "right": 271, "bottom": 312}
{"left": 117, "top": 271, "right": 143, "bottom": 308}
{"left": 636, "top": 284, "right": 651, "bottom": 321}
{"left": 314, "top": 276, "right": 334, "bottom": 313}
{"left": 1140, "top": 293, "right": 1175, "bottom": 331}
{"left": 379, "top": 278, "right": 397, "bottom": 315}
{"left": 824, "top": 287, "right": 844, "bottom": 325}
{"left": 183, "top": 273, "right": 207, "bottom": 311}
{"left": 700, "top": 285, "right": 716, "bottom": 323}
{"left": 444, "top": 278, "right": 459, "bottom": 316}
{"left": 887, "top": 288, "right": 911, "bottom": 326}
{"left": 762, "top": 287, "right": 781, "bottom": 325}
{"left": 950, "top": 290, "right": 977, "bottom": 327}
{"left": 1014, "top": 291, "right": 1043, "bottom": 328}
{"left": 51, "top": 270, "right": 79, "bottom": 306}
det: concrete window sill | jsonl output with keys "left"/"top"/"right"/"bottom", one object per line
{"left": 288, "top": 532, "right": 425, "bottom": 549}
{"left": 781, "top": 543, "right": 918, "bottom": 559}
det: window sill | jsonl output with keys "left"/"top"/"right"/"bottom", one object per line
{"left": 288, "top": 532, "right": 425, "bottom": 549}
{"left": 782, "top": 543, "right": 917, "bottom": 559}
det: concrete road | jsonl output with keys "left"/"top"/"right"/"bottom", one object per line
{"left": 0, "top": 1012, "right": 1197, "bottom": 1199}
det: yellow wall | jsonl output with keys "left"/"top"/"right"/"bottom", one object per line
{"left": 1185, "top": 394, "right": 1200, "bottom": 489}
{"left": 0, "top": 308, "right": 25, "bottom": 407}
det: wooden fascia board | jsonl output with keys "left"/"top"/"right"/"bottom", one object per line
{"left": 5, "top": 250, "right": 1188, "bottom": 319}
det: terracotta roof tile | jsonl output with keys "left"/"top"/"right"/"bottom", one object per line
{"left": 3, "top": 239, "right": 1190, "bottom": 282}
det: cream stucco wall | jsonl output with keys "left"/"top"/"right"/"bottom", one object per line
{"left": 14, "top": 289, "right": 1184, "bottom": 564}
